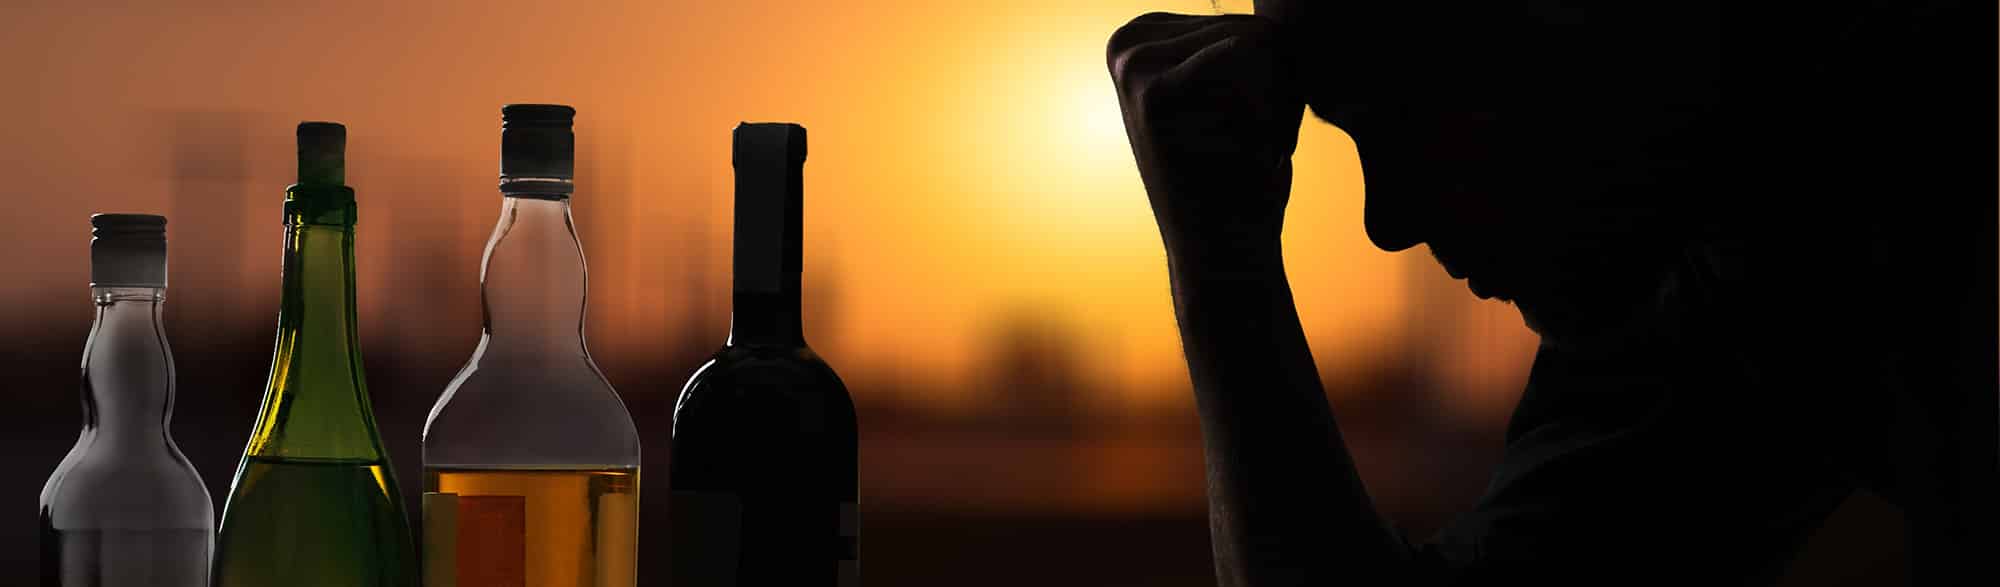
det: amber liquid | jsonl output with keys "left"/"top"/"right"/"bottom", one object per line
{"left": 423, "top": 467, "right": 639, "bottom": 587}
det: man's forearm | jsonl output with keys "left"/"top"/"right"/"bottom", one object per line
{"left": 1166, "top": 249, "right": 1409, "bottom": 586}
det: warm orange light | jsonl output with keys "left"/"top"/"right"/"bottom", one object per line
{"left": 0, "top": 0, "right": 1535, "bottom": 417}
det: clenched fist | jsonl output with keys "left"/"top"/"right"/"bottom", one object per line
{"left": 1107, "top": 13, "right": 1304, "bottom": 273}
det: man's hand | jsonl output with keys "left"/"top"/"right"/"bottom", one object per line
{"left": 1107, "top": 12, "right": 1304, "bottom": 273}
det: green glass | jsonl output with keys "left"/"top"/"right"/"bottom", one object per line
{"left": 213, "top": 122, "right": 416, "bottom": 586}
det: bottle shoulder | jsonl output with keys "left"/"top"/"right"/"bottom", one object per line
{"left": 40, "top": 434, "right": 91, "bottom": 504}
{"left": 426, "top": 352, "right": 636, "bottom": 421}
{"left": 433, "top": 356, "right": 626, "bottom": 397}
{"left": 422, "top": 349, "right": 640, "bottom": 467}
{"left": 675, "top": 343, "right": 854, "bottom": 421}
{"left": 686, "top": 343, "right": 847, "bottom": 388}
{"left": 41, "top": 451, "right": 213, "bottom": 529}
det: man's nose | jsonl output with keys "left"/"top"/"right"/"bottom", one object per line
{"left": 1364, "top": 205, "right": 1421, "bottom": 252}
{"left": 1361, "top": 169, "right": 1425, "bottom": 252}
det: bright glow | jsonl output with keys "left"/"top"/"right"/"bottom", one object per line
{"left": 1070, "top": 76, "right": 1130, "bottom": 171}
{"left": 0, "top": 0, "right": 1537, "bottom": 414}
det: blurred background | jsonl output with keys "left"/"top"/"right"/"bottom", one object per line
{"left": 1, "top": 0, "right": 1907, "bottom": 584}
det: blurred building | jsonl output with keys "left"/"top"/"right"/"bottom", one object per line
{"left": 165, "top": 110, "right": 262, "bottom": 338}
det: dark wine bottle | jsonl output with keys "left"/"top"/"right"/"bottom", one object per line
{"left": 669, "top": 123, "right": 859, "bottom": 587}
{"left": 40, "top": 214, "right": 214, "bottom": 586}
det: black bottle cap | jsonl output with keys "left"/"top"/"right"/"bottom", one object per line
{"left": 297, "top": 121, "right": 346, "bottom": 186}
{"left": 732, "top": 122, "right": 807, "bottom": 293}
{"left": 90, "top": 213, "right": 167, "bottom": 288}
{"left": 503, "top": 104, "right": 576, "bottom": 126}
{"left": 732, "top": 122, "right": 808, "bottom": 167}
{"left": 501, "top": 104, "right": 576, "bottom": 196}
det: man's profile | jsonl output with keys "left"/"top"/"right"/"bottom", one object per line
{"left": 1105, "top": 1, "right": 1993, "bottom": 584}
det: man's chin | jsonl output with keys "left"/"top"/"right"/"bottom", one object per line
{"left": 1512, "top": 287, "right": 1674, "bottom": 354}
{"left": 1512, "top": 297, "right": 1568, "bottom": 340}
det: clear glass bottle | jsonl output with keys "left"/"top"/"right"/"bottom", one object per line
{"left": 39, "top": 213, "right": 214, "bottom": 587}
{"left": 421, "top": 104, "right": 641, "bottom": 587}
{"left": 669, "top": 123, "right": 859, "bottom": 587}
{"left": 213, "top": 122, "right": 417, "bottom": 586}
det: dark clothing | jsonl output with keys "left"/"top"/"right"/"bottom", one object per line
{"left": 1399, "top": 210, "right": 1997, "bottom": 585}
{"left": 1413, "top": 251, "right": 1857, "bottom": 583}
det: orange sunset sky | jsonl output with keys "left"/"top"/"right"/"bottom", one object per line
{"left": 0, "top": 0, "right": 1534, "bottom": 416}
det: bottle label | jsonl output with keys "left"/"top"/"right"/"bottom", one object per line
{"left": 423, "top": 492, "right": 527, "bottom": 587}
{"left": 666, "top": 493, "right": 859, "bottom": 585}
{"left": 839, "top": 501, "right": 860, "bottom": 587}
{"left": 595, "top": 491, "right": 640, "bottom": 586}
{"left": 668, "top": 491, "right": 742, "bottom": 587}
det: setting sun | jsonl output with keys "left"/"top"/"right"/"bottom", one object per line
{"left": 0, "top": 0, "right": 1532, "bottom": 412}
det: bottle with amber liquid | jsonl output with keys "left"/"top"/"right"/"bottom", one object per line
{"left": 421, "top": 104, "right": 641, "bottom": 587}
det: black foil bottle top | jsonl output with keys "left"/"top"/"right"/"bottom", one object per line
{"left": 731, "top": 122, "right": 807, "bottom": 294}
{"left": 296, "top": 122, "right": 346, "bottom": 186}
{"left": 90, "top": 213, "right": 167, "bottom": 288}
{"left": 500, "top": 104, "right": 576, "bottom": 197}
{"left": 287, "top": 122, "right": 356, "bottom": 226}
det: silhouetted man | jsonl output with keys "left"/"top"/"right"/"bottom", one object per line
{"left": 1107, "top": 2, "right": 1992, "bottom": 584}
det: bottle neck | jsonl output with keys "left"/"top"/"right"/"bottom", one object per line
{"left": 82, "top": 287, "right": 174, "bottom": 447}
{"left": 247, "top": 220, "right": 384, "bottom": 460}
{"left": 479, "top": 195, "right": 589, "bottom": 357}
{"left": 729, "top": 276, "right": 803, "bottom": 348}
{"left": 728, "top": 122, "right": 808, "bottom": 349}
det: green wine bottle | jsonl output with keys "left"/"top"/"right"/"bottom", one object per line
{"left": 214, "top": 122, "right": 416, "bottom": 586}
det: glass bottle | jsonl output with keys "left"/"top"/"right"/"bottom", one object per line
{"left": 669, "top": 123, "right": 859, "bottom": 587}
{"left": 421, "top": 104, "right": 641, "bottom": 587}
{"left": 40, "top": 213, "right": 213, "bottom": 587}
{"left": 213, "top": 122, "right": 417, "bottom": 586}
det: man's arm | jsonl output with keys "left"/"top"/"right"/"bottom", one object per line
{"left": 1106, "top": 13, "right": 1409, "bottom": 585}
{"left": 1168, "top": 255, "right": 1410, "bottom": 586}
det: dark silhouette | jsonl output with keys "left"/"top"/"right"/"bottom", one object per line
{"left": 1107, "top": 1, "right": 1993, "bottom": 584}
{"left": 668, "top": 123, "right": 859, "bottom": 586}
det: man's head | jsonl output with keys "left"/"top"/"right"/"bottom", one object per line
{"left": 1255, "top": 0, "right": 1719, "bottom": 344}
